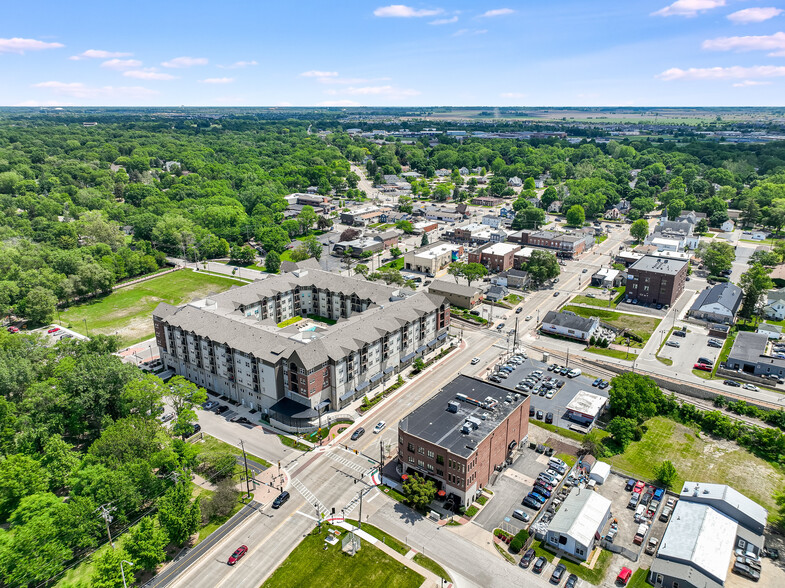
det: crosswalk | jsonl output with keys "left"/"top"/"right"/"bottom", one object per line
{"left": 341, "top": 486, "right": 374, "bottom": 517}
{"left": 291, "top": 478, "right": 328, "bottom": 517}
{"left": 327, "top": 450, "right": 375, "bottom": 477}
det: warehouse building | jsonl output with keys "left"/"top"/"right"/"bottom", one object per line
{"left": 397, "top": 375, "right": 529, "bottom": 507}
{"left": 545, "top": 490, "right": 612, "bottom": 561}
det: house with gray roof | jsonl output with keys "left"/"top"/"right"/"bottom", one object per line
{"left": 541, "top": 310, "right": 599, "bottom": 341}
{"left": 688, "top": 282, "right": 742, "bottom": 325}
{"left": 153, "top": 266, "right": 450, "bottom": 431}
{"left": 763, "top": 287, "right": 785, "bottom": 320}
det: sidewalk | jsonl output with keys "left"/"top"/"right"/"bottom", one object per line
{"left": 250, "top": 463, "right": 289, "bottom": 507}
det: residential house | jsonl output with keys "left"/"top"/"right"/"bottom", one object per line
{"left": 485, "top": 284, "right": 509, "bottom": 302}
{"left": 495, "top": 269, "right": 530, "bottom": 290}
{"left": 541, "top": 310, "right": 599, "bottom": 341}
{"left": 481, "top": 215, "right": 504, "bottom": 229}
{"left": 591, "top": 268, "right": 623, "bottom": 288}
{"left": 645, "top": 220, "right": 699, "bottom": 251}
{"left": 757, "top": 323, "right": 782, "bottom": 340}
{"left": 721, "top": 219, "right": 735, "bottom": 232}
{"left": 548, "top": 200, "right": 563, "bottom": 213}
{"left": 604, "top": 208, "right": 621, "bottom": 220}
{"left": 458, "top": 167, "right": 470, "bottom": 176}
{"left": 763, "top": 287, "right": 785, "bottom": 320}
{"left": 507, "top": 176, "right": 523, "bottom": 187}
{"left": 688, "top": 283, "right": 742, "bottom": 324}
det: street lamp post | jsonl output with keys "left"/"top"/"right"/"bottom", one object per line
{"left": 120, "top": 560, "right": 134, "bottom": 588}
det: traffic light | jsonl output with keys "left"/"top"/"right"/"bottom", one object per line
{"left": 354, "top": 449, "right": 358, "bottom": 455}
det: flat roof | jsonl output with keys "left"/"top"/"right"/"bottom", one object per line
{"left": 657, "top": 501, "right": 737, "bottom": 584}
{"left": 629, "top": 255, "right": 688, "bottom": 275}
{"left": 548, "top": 490, "right": 611, "bottom": 548}
{"left": 565, "top": 390, "right": 607, "bottom": 417}
{"left": 483, "top": 243, "right": 520, "bottom": 256}
{"left": 398, "top": 375, "right": 527, "bottom": 458}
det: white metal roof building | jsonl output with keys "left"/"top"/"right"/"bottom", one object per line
{"left": 589, "top": 461, "right": 610, "bottom": 484}
{"left": 545, "top": 490, "right": 612, "bottom": 561}
{"left": 564, "top": 390, "right": 608, "bottom": 425}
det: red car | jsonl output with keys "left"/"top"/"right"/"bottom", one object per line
{"left": 616, "top": 567, "right": 632, "bottom": 585}
{"left": 47, "top": 327, "right": 60, "bottom": 334}
{"left": 228, "top": 545, "right": 248, "bottom": 565}
{"left": 633, "top": 480, "right": 645, "bottom": 494}
{"left": 694, "top": 363, "right": 712, "bottom": 372}
{"left": 6, "top": 326, "right": 19, "bottom": 333}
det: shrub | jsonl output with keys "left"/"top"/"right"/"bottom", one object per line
{"left": 509, "top": 529, "right": 529, "bottom": 553}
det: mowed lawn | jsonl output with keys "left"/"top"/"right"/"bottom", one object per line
{"left": 59, "top": 270, "right": 242, "bottom": 345}
{"left": 606, "top": 417, "right": 785, "bottom": 516}
{"left": 262, "top": 527, "right": 424, "bottom": 588}
{"left": 562, "top": 305, "right": 660, "bottom": 342}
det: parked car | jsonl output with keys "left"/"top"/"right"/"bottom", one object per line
{"left": 625, "top": 478, "right": 636, "bottom": 491}
{"left": 529, "top": 405, "right": 536, "bottom": 417}
{"left": 743, "top": 383, "right": 759, "bottom": 391}
{"left": 660, "top": 506, "right": 672, "bottom": 522}
{"left": 6, "top": 326, "right": 19, "bottom": 333}
{"left": 533, "top": 556, "right": 547, "bottom": 574}
{"left": 592, "top": 378, "right": 602, "bottom": 387}
{"left": 519, "top": 548, "right": 536, "bottom": 568}
{"left": 227, "top": 544, "right": 248, "bottom": 565}
{"left": 645, "top": 537, "right": 659, "bottom": 555}
{"left": 350, "top": 427, "right": 365, "bottom": 441}
{"left": 665, "top": 340, "right": 680, "bottom": 348}
{"left": 732, "top": 562, "right": 761, "bottom": 581}
{"left": 47, "top": 327, "right": 60, "bottom": 334}
{"left": 522, "top": 496, "right": 542, "bottom": 510}
{"left": 723, "top": 380, "right": 741, "bottom": 387}
{"left": 708, "top": 340, "right": 722, "bottom": 348}
{"left": 489, "top": 376, "right": 502, "bottom": 383}
{"left": 528, "top": 491, "right": 547, "bottom": 504}
{"left": 673, "top": 329, "right": 686, "bottom": 337}
{"left": 633, "top": 480, "right": 645, "bottom": 493}
{"left": 551, "top": 563, "right": 567, "bottom": 584}
{"left": 545, "top": 412, "right": 554, "bottom": 423}
{"left": 616, "top": 567, "right": 632, "bottom": 586}
{"left": 565, "top": 574, "right": 579, "bottom": 588}
{"left": 693, "top": 363, "right": 712, "bottom": 372}
{"left": 512, "top": 509, "right": 530, "bottom": 522}
{"left": 203, "top": 400, "right": 218, "bottom": 410}
{"left": 697, "top": 357, "right": 714, "bottom": 365}
{"left": 216, "top": 405, "right": 229, "bottom": 414}
{"left": 272, "top": 490, "right": 290, "bottom": 509}
{"left": 373, "top": 421, "right": 386, "bottom": 434}
{"left": 536, "top": 410, "right": 544, "bottom": 420}
{"left": 627, "top": 493, "right": 640, "bottom": 509}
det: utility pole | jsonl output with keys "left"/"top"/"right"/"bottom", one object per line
{"left": 566, "top": 348, "right": 570, "bottom": 368}
{"left": 96, "top": 503, "right": 117, "bottom": 549}
{"left": 240, "top": 439, "right": 251, "bottom": 498}
{"left": 358, "top": 489, "right": 363, "bottom": 529}
{"left": 315, "top": 503, "right": 322, "bottom": 530}
{"left": 380, "top": 439, "right": 385, "bottom": 471}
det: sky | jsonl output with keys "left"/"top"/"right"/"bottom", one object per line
{"left": 2, "top": 0, "right": 785, "bottom": 107}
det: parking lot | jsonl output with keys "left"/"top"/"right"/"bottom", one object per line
{"left": 658, "top": 323, "right": 722, "bottom": 375}
{"left": 489, "top": 356, "right": 610, "bottom": 431}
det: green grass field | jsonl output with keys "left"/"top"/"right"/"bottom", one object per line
{"left": 562, "top": 305, "right": 661, "bottom": 342}
{"left": 585, "top": 347, "right": 636, "bottom": 361}
{"left": 261, "top": 526, "right": 424, "bottom": 588}
{"left": 606, "top": 417, "right": 785, "bottom": 515}
{"left": 58, "top": 270, "right": 242, "bottom": 345}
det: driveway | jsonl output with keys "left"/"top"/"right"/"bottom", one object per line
{"left": 657, "top": 323, "right": 720, "bottom": 377}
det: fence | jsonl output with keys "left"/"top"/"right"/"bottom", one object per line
{"left": 600, "top": 539, "right": 639, "bottom": 562}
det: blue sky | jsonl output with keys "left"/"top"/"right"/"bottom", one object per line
{"left": 2, "top": 0, "right": 785, "bottom": 106}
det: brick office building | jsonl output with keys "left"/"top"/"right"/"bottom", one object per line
{"left": 625, "top": 255, "right": 688, "bottom": 306}
{"left": 467, "top": 242, "right": 521, "bottom": 272}
{"left": 397, "top": 375, "right": 530, "bottom": 506}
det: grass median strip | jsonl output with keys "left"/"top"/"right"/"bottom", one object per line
{"left": 560, "top": 548, "right": 613, "bottom": 584}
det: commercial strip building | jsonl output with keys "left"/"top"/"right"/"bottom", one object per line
{"left": 153, "top": 266, "right": 450, "bottom": 431}
{"left": 427, "top": 280, "right": 483, "bottom": 309}
{"left": 726, "top": 331, "right": 785, "bottom": 377}
{"left": 545, "top": 490, "right": 612, "bottom": 561}
{"left": 541, "top": 310, "right": 600, "bottom": 342}
{"left": 625, "top": 256, "right": 688, "bottom": 306}
{"left": 509, "top": 229, "right": 594, "bottom": 258}
{"left": 397, "top": 375, "right": 530, "bottom": 507}
{"left": 564, "top": 390, "right": 607, "bottom": 425}
{"left": 649, "top": 482, "right": 767, "bottom": 588}
{"left": 467, "top": 242, "right": 521, "bottom": 272}
{"left": 403, "top": 241, "right": 464, "bottom": 275}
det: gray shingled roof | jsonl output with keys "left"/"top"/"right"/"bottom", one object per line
{"left": 690, "top": 282, "right": 742, "bottom": 315}
{"left": 542, "top": 310, "right": 597, "bottom": 332}
{"left": 428, "top": 280, "right": 481, "bottom": 298}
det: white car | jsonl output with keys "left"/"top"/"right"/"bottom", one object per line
{"left": 373, "top": 421, "right": 386, "bottom": 434}
{"left": 743, "top": 383, "right": 759, "bottom": 391}
{"left": 525, "top": 315, "right": 533, "bottom": 321}
{"left": 545, "top": 390, "right": 555, "bottom": 399}
{"left": 471, "top": 357, "right": 481, "bottom": 365}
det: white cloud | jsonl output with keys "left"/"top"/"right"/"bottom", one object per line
{"left": 453, "top": 28, "right": 488, "bottom": 36}
{"left": 702, "top": 31, "right": 785, "bottom": 56}
{"left": 300, "top": 70, "right": 339, "bottom": 77}
{"left": 657, "top": 65, "right": 785, "bottom": 80}
{"left": 122, "top": 69, "right": 176, "bottom": 80}
{"left": 161, "top": 56, "right": 208, "bottom": 68}
{"left": 317, "top": 100, "right": 361, "bottom": 107}
{"left": 276, "top": 102, "right": 293, "bottom": 107}
{"left": 733, "top": 80, "right": 772, "bottom": 86}
{"left": 200, "top": 77, "right": 234, "bottom": 84}
{"left": 219, "top": 60, "right": 258, "bottom": 69}
{"left": 727, "top": 7, "right": 783, "bottom": 24}
{"left": 652, "top": 0, "right": 725, "bottom": 17}
{"left": 100, "top": 59, "right": 142, "bottom": 70}
{"left": 319, "top": 77, "right": 370, "bottom": 85}
{"left": 373, "top": 5, "right": 442, "bottom": 18}
{"left": 0, "top": 37, "right": 64, "bottom": 54}
{"left": 15, "top": 99, "right": 73, "bottom": 106}
{"left": 430, "top": 16, "right": 458, "bottom": 24}
{"left": 69, "top": 49, "right": 131, "bottom": 60}
{"left": 32, "top": 81, "right": 158, "bottom": 99}
{"left": 500, "top": 92, "right": 526, "bottom": 98}
{"left": 479, "top": 8, "right": 515, "bottom": 18}
{"left": 327, "top": 85, "right": 420, "bottom": 97}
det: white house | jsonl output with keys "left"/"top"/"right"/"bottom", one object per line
{"left": 508, "top": 176, "right": 523, "bottom": 187}
{"left": 688, "top": 282, "right": 743, "bottom": 325}
{"left": 720, "top": 219, "right": 735, "bottom": 232}
{"left": 545, "top": 490, "right": 612, "bottom": 561}
{"left": 541, "top": 310, "right": 599, "bottom": 342}
{"left": 764, "top": 288, "right": 785, "bottom": 321}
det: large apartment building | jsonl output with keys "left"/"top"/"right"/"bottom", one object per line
{"left": 153, "top": 266, "right": 450, "bottom": 431}
{"left": 625, "top": 255, "right": 688, "bottom": 306}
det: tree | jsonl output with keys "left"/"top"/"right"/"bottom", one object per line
{"left": 265, "top": 250, "right": 281, "bottom": 273}
{"left": 740, "top": 198, "right": 761, "bottom": 229}
{"left": 565, "top": 205, "right": 585, "bottom": 227}
{"left": 401, "top": 472, "right": 437, "bottom": 510}
{"left": 201, "top": 478, "right": 240, "bottom": 522}
{"left": 354, "top": 264, "right": 369, "bottom": 278}
{"left": 667, "top": 199, "right": 684, "bottom": 221}
{"left": 301, "top": 235, "right": 323, "bottom": 261}
{"left": 396, "top": 220, "right": 414, "bottom": 234}
{"left": 696, "top": 218, "right": 709, "bottom": 235}
{"left": 256, "top": 226, "right": 290, "bottom": 254}
{"left": 608, "top": 373, "right": 662, "bottom": 423}
{"left": 339, "top": 228, "right": 361, "bottom": 242}
{"left": 541, "top": 186, "right": 559, "bottom": 208}
{"left": 412, "top": 358, "right": 426, "bottom": 372}
{"left": 20, "top": 286, "right": 57, "bottom": 325}
{"left": 581, "top": 429, "right": 606, "bottom": 457}
{"left": 607, "top": 416, "right": 637, "bottom": 450}
{"left": 523, "top": 177, "right": 536, "bottom": 190}
{"left": 698, "top": 241, "right": 735, "bottom": 276}
{"left": 512, "top": 208, "right": 545, "bottom": 230}
{"left": 524, "top": 250, "right": 560, "bottom": 285}
{"left": 421, "top": 233, "right": 429, "bottom": 246}
{"left": 91, "top": 547, "right": 134, "bottom": 588}
{"left": 462, "top": 262, "right": 488, "bottom": 286}
{"left": 316, "top": 215, "right": 333, "bottom": 230}
{"left": 125, "top": 516, "right": 167, "bottom": 572}
{"left": 165, "top": 376, "right": 207, "bottom": 438}
{"left": 229, "top": 245, "right": 255, "bottom": 265}
{"left": 389, "top": 247, "right": 402, "bottom": 258}
{"left": 630, "top": 219, "right": 649, "bottom": 242}
{"left": 0, "top": 454, "right": 48, "bottom": 521}
{"left": 297, "top": 205, "right": 318, "bottom": 233}
{"left": 739, "top": 263, "right": 774, "bottom": 319}
{"left": 157, "top": 481, "right": 201, "bottom": 546}
{"left": 654, "top": 460, "right": 678, "bottom": 488}
{"left": 448, "top": 262, "right": 466, "bottom": 282}
{"left": 40, "top": 435, "right": 80, "bottom": 493}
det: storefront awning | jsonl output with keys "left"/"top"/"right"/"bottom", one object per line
{"left": 339, "top": 390, "right": 355, "bottom": 401}
{"left": 416, "top": 345, "right": 427, "bottom": 354}
{"left": 369, "top": 372, "right": 383, "bottom": 383}
{"left": 356, "top": 381, "right": 369, "bottom": 391}
{"left": 383, "top": 366, "right": 395, "bottom": 374}
{"left": 427, "top": 339, "right": 439, "bottom": 348}
{"left": 437, "top": 332, "right": 448, "bottom": 341}
{"left": 401, "top": 352, "right": 415, "bottom": 363}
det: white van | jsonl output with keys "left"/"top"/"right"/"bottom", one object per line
{"left": 567, "top": 368, "right": 582, "bottom": 378}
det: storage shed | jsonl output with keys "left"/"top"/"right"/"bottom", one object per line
{"left": 590, "top": 461, "right": 611, "bottom": 485}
